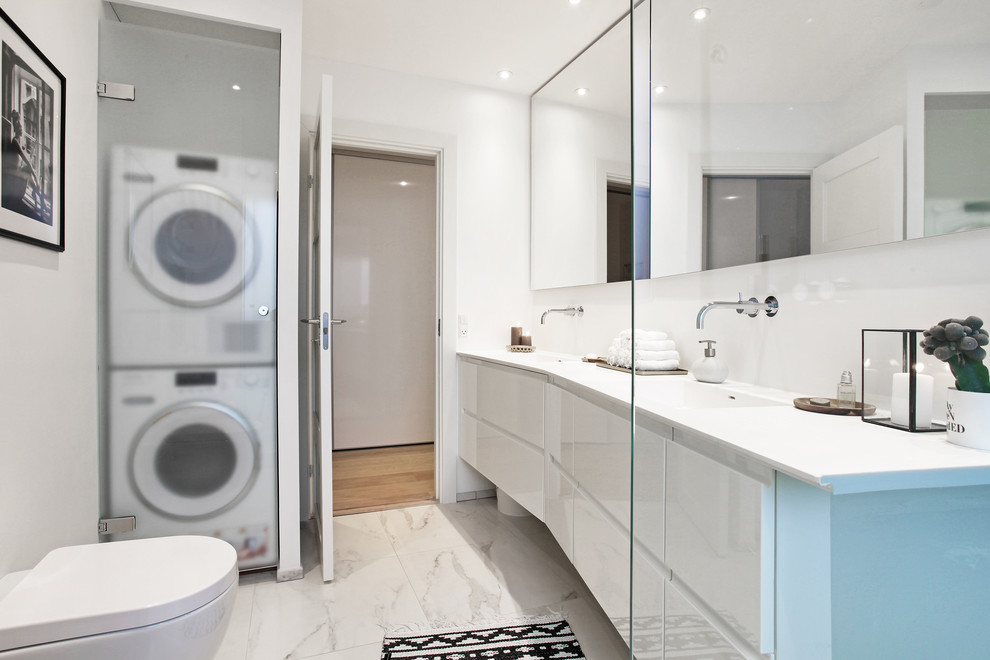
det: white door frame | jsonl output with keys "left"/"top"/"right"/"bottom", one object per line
{"left": 330, "top": 121, "right": 458, "bottom": 504}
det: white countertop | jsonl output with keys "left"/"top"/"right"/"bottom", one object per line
{"left": 459, "top": 349, "right": 990, "bottom": 494}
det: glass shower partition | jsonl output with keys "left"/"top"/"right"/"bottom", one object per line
{"left": 629, "top": 1, "right": 663, "bottom": 659}
{"left": 96, "top": 6, "right": 281, "bottom": 570}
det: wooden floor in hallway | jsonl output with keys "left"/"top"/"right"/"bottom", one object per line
{"left": 332, "top": 443, "right": 436, "bottom": 515}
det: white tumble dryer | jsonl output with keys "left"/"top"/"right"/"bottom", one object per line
{"left": 106, "top": 145, "right": 277, "bottom": 367}
{"left": 106, "top": 366, "right": 277, "bottom": 570}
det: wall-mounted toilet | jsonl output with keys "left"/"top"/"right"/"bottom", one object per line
{"left": 0, "top": 535, "right": 237, "bottom": 659}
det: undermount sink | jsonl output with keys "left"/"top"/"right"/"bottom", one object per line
{"left": 636, "top": 378, "right": 787, "bottom": 409}
{"left": 511, "top": 351, "right": 581, "bottom": 363}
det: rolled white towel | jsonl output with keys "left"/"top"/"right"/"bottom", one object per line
{"left": 636, "top": 358, "right": 681, "bottom": 371}
{"left": 635, "top": 330, "right": 668, "bottom": 341}
{"left": 616, "top": 328, "right": 668, "bottom": 341}
{"left": 635, "top": 349, "right": 680, "bottom": 362}
{"left": 635, "top": 339, "right": 676, "bottom": 352}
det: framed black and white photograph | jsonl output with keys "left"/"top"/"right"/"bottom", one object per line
{"left": 0, "top": 7, "right": 64, "bottom": 252}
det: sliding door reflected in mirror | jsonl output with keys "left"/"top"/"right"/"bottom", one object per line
{"left": 925, "top": 93, "right": 990, "bottom": 236}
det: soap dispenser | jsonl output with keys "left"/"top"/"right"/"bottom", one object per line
{"left": 691, "top": 340, "right": 728, "bottom": 384}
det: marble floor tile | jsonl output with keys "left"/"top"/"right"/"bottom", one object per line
{"left": 397, "top": 535, "right": 584, "bottom": 626}
{"left": 379, "top": 499, "right": 514, "bottom": 555}
{"left": 309, "top": 643, "right": 383, "bottom": 660}
{"left": 333, "top": 512, "right": 394, "bottom": 564}
{"left": 245, "top": 555, "right": 428, "bottom": 659}
{"left": 214, "top": 582, "right": 255, "bottom": 660}
{"left": 215, "top": 499, "right": 631, "bottom": 660}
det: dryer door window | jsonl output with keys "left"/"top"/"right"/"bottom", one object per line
{"left": 130, "top": 402, "right": 260, "bottom": 520}
{"left": 129, "top": 183, "right": 260, "bottom": 307}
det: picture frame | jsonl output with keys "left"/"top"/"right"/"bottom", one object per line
{"left": 0, "top": 7, "right": 64, "bottom": 252}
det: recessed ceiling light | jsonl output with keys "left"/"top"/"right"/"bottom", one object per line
{"left": 231, "top": 84, "right": 241, "bottom": 91}
{"left": 691, "top": 7, "right": 710, "bottom": 21}
{"left": 398, "top": 181, "right": 410, "bottom": 187}
{"left": 569, "top": 0, "right": 581, "bottom": 5}
{"left": 575, "top": 87, "right": 589, "bottom": 96}
{"left": 497, "top": 69, "right": 512, "bottom": 80}
{"left": 654, "top": 85, "right": 667, "bottom": 95}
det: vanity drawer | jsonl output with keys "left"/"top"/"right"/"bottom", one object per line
{"left": 459, "top": 359, "right": 545, "bottom": 449}
{"left": 664, "top": 582, "right": 746, "bottom": 660}
{"left": 570, "top": 392, "right": 631, "bottom": 529}
{"left": 545, "top": 458, "right": 575, "bottom": 559}
{"left": 665, "top": 432, "right": 774, "bottom": 654}
{"left": 573, "top": 487, "right": 631, "bottom": 646}
{"left": 459, "top": 412, "right": 544, "bottom": 519}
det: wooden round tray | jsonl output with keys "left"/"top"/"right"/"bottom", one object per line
{"left": 793, "top": 397, "right": 875, "bottom": 416}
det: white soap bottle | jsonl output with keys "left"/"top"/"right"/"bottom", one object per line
{"left": 691, "top": 340, "right": 728, "bottom": 384}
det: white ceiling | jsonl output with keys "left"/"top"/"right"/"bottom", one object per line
{"left": 302, "top": 0, "right": 990, "bottom": 107}
{"left": 301, "top": 0, "right": 631, "bottom": 96}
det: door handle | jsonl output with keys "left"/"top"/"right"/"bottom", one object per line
{"left": 300, "top": 318, "right": 347, "bottom": 325}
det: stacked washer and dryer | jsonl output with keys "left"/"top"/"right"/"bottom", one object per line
{"left": 104, "top": 146, "right": 278, "bottom": 570}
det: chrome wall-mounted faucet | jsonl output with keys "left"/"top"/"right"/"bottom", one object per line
{"left": 541, "top": 305, "right": 584, "bottom": 324}
{"left": 696, "top": 294, "right": 778, "bottom": 329}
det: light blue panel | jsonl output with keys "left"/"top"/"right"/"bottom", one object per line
{"left": 831, "top": 484, "right": 990, "bottom": 659}
{"left": 775, "top": 474, "right": 833, "bottom": 660}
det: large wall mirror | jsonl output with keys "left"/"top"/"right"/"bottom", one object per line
{"left": 532, "top": 0, "right": 990, "bottom": 289}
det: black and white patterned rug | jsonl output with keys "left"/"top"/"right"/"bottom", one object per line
{"left": 380, "top": 617, "right": 585, "bottom": 659}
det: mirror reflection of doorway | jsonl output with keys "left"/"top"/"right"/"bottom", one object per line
{"left": 703, "top": 175, "right": 811, "bottom": 270}
{"left": 329, "top": 149, "right": 438, "bottom": 515}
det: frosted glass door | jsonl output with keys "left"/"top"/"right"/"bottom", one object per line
{"left": 97, "top": 9, "right": 280, "bottom": 570}
{"left": 331, "top": 153, "right": 436, "bottom": 450}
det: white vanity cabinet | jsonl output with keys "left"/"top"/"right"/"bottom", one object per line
{"left": 665, "top": 429, "right": 775, "bottom": 657}
{"left": 458, "top": 358, "right": 546, "bottom": 518}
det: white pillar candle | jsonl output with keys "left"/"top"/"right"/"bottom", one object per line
{"left": 891, "top": 372, "right": 934, "bottom": 428}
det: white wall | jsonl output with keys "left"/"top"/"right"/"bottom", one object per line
{"left": 532, "top": 229, "right": 990, "bottom": 402}
{"left": 0, "top": 0, "right": 102, "bottom": 576}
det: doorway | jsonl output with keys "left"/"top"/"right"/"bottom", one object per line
{"left": 329, "top": 149, "right": 438, "bottom": 515}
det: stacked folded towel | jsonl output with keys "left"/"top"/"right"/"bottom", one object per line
{"left": 606, "top": 329, "right": 680, "bottom": 371}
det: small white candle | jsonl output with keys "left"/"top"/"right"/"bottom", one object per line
{"left": 891, "top": 372, "right": 934, "bottom": 428}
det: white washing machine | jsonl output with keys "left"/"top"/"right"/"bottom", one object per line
{"left": 106, "top": 145, "right": 277, "bottom": 367}
{"left": 106, "top": 366, "right": 277, "bottom": 570}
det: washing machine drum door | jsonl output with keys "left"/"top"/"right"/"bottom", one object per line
{"left": 130, "top": 402, "right": 260, "bottom": 520}
{"left": 129, "top": 183, "right": 259, "bottom": 307}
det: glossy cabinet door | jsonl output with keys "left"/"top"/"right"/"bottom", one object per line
{"left": 545, "top": 458, "right": 575, "bottom": 559}
{"left": 459, "top": 413, "right": 545, "bottom": 518}
{"left": 664, "top": 583, "right": 746, "bottom": 660}
{"left": 665, "top": 432, "right": 774, "bottom": 655}
{"left": 631, "top": 545, "right": 666, "bottom": 660}
{"left": 570, "top": 391, "right": 632, "bottom": 529}
{"left": 458, "top": 359, "right": 547, "bottom": 518}
{"left": 463, "top": 359, "right": 545, "bottom": 448}
{"left": 632, "top": 420, "right": 668, "bottom": 558}
{"left": 573, "top": 487, "right": 631, "bottom": 646}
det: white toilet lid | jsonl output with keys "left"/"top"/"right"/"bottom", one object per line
{"left": 0, "top": 535, "right": 237, "bottom": 652}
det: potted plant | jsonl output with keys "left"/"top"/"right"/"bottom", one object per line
{"left": 921, "top": 316, "right": 990, "bottom": 448}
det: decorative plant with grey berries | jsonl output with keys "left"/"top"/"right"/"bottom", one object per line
{"left": 920, "top": 316, "right": 990, "bottom": 393}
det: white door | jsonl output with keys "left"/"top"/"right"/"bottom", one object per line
{"left": 306, "top": 75, "right": 340, "bottom": 582}
{"left": 810, "top": 125, "right": 904, "bottom": 253}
